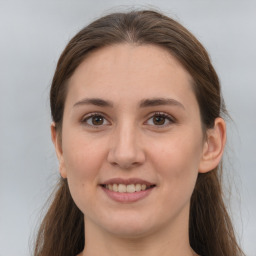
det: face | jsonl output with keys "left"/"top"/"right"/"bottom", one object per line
{"left": 55, "top": 44, "right": 208, "bottom": 238}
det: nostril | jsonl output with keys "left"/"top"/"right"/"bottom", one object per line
{"left": 107, "top": 133, "right": 146, "bottom": 168}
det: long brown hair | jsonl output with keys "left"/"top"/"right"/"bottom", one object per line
{"left": 34, "top": 10, "right": 245, "bottom": 256}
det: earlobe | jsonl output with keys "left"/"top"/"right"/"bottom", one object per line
{"left": 51, "top": 122, "right": 67, "bottom": 178}
{"left": 199, "top": 117, "right": 226, "bottom": 173}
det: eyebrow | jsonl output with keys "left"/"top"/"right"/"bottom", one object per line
{"left": 139, "top": 98, "right": 185, "bottom": 109}
{"left": 73, "top": 98, "right": 114, "bottom": 108}
{"left": 73, "top": 97, "right": 185, "bottom": 110}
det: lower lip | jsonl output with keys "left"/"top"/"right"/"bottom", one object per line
{"left": 101, "top": 186, "right": 154, "bottom": 203}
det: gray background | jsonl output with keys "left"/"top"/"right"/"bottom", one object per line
{"left": 0, "top": 1, "right": 255, "bottom": 255}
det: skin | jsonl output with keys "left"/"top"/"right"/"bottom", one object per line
{"left": 52, "top": 44, "right": 226, "bottom": 256}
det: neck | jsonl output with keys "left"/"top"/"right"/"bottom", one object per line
{"left": 79, "top": 207, "right": 196, "bottom": 256}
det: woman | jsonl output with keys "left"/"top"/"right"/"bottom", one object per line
{"left": 34, "top": 10, "right": 245, "bottom": 256}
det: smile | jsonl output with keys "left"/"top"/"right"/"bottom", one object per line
{"left": 101, "top": 184, "right": 155, "bottom": 193}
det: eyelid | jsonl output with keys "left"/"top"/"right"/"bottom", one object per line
{"left": 80, "top": 111, "right": 175, "bottom": 128}
{"left": 144, "top": 111, "right": 176, "bottom": 127}
{"left": 81, "top": 112, "right": 111, "bottom": 127}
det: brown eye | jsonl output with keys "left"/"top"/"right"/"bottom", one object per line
{"left": 92, "top": 115, "right": 104, "bottom": 125}
{"left": 153, "top": 116, "right": 166, "bottom": 125}
{"left": 146, "top": 112, "right": 174, "bottom": 127}
{"left": 82, "top": 114, "right": 110, "bottom": 127}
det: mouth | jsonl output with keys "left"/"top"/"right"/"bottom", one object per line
{"left": 100, "top": 183, "right": 156, "bottom": 193}
{"left": 100, "top": 178, "right": 156, "bottom": 202}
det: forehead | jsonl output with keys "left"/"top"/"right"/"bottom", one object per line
{"left": 66, "top": 44, "right": 197, "bottom": 110}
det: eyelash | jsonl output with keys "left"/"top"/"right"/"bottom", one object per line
{"left": 81, "top": 112, "right": 175, "bottom": 128}
{"left": 81, "top": 112, "right": 110, "bottom": 128}
{"left": 146, "top": 112, "right": 175, "bottom": 127}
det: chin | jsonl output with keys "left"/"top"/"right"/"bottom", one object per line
{"left": 97, "top": 213, "right": 159, "bottom": 239}
{"left": 106, "top": 224, "right": 152, "bottom": 239}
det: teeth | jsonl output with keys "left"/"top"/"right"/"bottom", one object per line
{"left": 135, "top": 184, "right": 141, "bottom": 192}
{"left": 118, "top": 184, "right": 127, "bottom": 193}
{"left": 126, "top": 184, "right": 135, "bottom": 193}
{"left": 113, "top": 184, "right": 118, "bottom": 192}
{"left": 106, "top": 184, "right": 152, "bottom": 193}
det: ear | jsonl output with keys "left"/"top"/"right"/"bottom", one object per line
{"left": 51, "top": 122, "right": 67, "bottom": 178}
{"left": 199, "top": 117, "right": 226, "bottom": 173}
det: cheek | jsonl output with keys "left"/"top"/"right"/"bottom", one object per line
{"left": 61, "top": 132, "right": 107, "bottom": 212}
{"left": 151, "top": 129, "right": 203, "bottom": 190}
{"left": 61, "top": 131, "right": 106, "bottom": 182}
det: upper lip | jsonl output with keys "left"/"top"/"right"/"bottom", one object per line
{"left": 101, "top": 178, "right": 155, "bottom": 186}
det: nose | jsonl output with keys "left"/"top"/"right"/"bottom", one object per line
{"left": 107, "top": 123, "right": 146, "bottom": 169}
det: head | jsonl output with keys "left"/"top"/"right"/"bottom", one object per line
{"left": 51, "top": 10, "right": 224, "bottom": 132}
{"left": 36, "top": 10, "right": 243, "bottom": 256}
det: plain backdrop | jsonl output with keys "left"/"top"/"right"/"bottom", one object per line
{"left": 0, "top": 1, "right": 255, "bottom": 255}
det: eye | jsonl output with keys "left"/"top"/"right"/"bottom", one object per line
{"left": 146, "top": 112, "right": 174, "bottom": 127}
{"left": 81, "top": 113, "right": 110, "bottom": 127}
